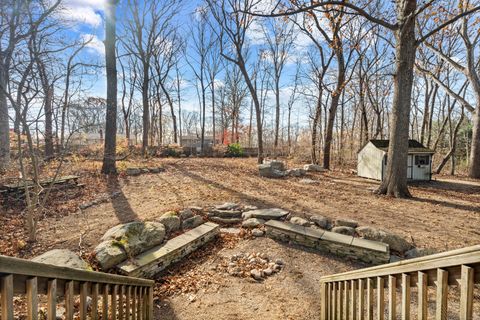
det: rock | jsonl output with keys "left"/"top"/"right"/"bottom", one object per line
{"left": 94, "top": 241, "right": 127, "bottom": 270}
{"left": 303, "top": 164, "right": 326, "bottom": 172}
{"left": 290, "top": 216, "right": 310, "bottom": 226}
{"left": 286, "top": 168, "right": 306, "bottom": 177}
{"left": 265, "top": 160, "right": 285, "bottom": 171}
{"left": 242, "top": 218, "right": 265, "bottom": 229}
{"left": 99, "top": 221, "right": 166, "bottom": 257}
{"left": 274, "top": 258, "right": 284, "bottom": 265}
{"left": 140, "top": 168, "right": 149, "bottom": 173}
{"left": 179, "top": 208, "right": 194, "bottom": 221}
{"left": 335, "top": 218, "right": 359, "bottom": 228}
{"left": 209, "top": 216, "right": 242, "bottom": 225}
{"left": 356, "top": 226, "right": 413, "bottom": 254}
{"left": 188, "top": 206, "right": 203, "bottom": 212}
{"left": 404, "top": 247, "right": 438, "bottom": 259}
{"left": 263, "top": 268, "right": 273, "bottom": 276}
{"left": 250, "top": 269, "right": 263, "bottom": 281}
{"left": 32, "top": 249, "right": 90, "bottom": 270}
{"left": 208, "top": 209, "right": 242, "bottom": 218}
{"left": 258, "top": 164, "right": 286, "bottom": 178}
{"left": 182, "top": 215, "right": 204, "bottom": 230}
{"left": 126, "top": 168, "right": 141, "bottom": 176}
{"left": 331, "top": 226, "right": 356, "bottom": 236}
{"left": 273, "top": 264, "right": 282, "bottom": 272}
{"left": 242, "top": 208, "right": 289, "bottom": 220}
{"left": 252, "top": 228, "right": 264, "bottom": 237}
{"left": 243, "top": 205, "right": 258, "bottom": 211}
{"left": 215, "top": 202, "right": 239, "bottom": 210}
{"left": 157, "top": 211, "right": 181, "bottom": 233}
{"left": 148, "top": 167, "right": 162, "bottom": 173}
{"left": 310, "top": 215, "right": 331, "bottom": 229}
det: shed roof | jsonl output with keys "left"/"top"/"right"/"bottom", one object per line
{"left": 369, "top": 139, "right": 434, "bottom": 154}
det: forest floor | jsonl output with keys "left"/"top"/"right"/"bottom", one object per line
{"left": 1, "top": 157, "right": 479, "bottom": 319}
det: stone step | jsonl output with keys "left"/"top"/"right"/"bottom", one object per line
{"left": 265, "top": 220, "right": 390, "bottom": 265}
{"left": 117, "top": 222, "right": 219, "bottom": 278}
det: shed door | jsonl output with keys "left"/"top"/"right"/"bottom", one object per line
{"left": 407, "top": 155, "right": 413, "bottom": 179}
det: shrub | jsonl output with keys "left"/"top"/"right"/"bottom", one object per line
{"left": 226, "top": 143, "right": 244, "bottom": 157}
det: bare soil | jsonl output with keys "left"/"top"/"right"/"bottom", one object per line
{"left": 1, "top": 157, "right": 479, "bottom": 319}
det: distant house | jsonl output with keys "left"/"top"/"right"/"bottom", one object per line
{"left": 180, "top": 134, "right": 220, "bottom": 152}
{"left": 357, "top": 139, "right": 434, "bottom": 181}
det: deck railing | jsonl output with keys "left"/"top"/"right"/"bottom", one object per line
{"left": 0, "top": 254, "right": 155, "bottom": 319}
{"left": 320, "top": 245, "right": 480, "bottom": 320}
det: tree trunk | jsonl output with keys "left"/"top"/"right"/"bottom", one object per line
{"left": 469, "top": 95, "right": 480, "bottom": 178}
{"left": 142, "top": 64, "right": 150, "bottom": 154}
{"left": 323, "top": 46, "right": 345, "bottom": 170}
{"left": 274, "top": 76, "right": 280, "bottom": 149}
{"left": 101, "top": 0, "right": 118, "bottom": 175}
{"left": 311, "top": 93, "right": 322, "bottom": 164}
{"left": 43, "top": 85, "right": 54, "bottom": 159}
{"left": 376, "top": 0, "right": 416, "bottom": 197}
{"left": 0, "top": 59, "right": 11, "bottom": 171}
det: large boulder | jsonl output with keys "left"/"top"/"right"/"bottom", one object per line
{"left": 404, "top": 247, "right": 438, "bottom": 259}
{"left": 215, "top": 202, "right": 239, "bottom": 210}
{"left": 95, "top": 221, "right": 166, "bottom": 269}
{"left": 242, "top": 208, "right": 289, "bottom": 220}
{"left": 356, "top": 226, "right": 413, "bottom": 254}
{"left": 265, "top": 160, "right": 285, "bottom": 171}
{"left": 310, "top": 215, "right": 331, "bottom": 229}
{"left": 258, "top": 164, "right": 286, "bottom": 178}
{"left": 157, "top": 211, "right": 181, "bottom": 233}
{"left": 94, "top": 241, "right": 127, "bottom": 270}
{"left": 32, "top": 249, "right": 90, "bottom": 270}
{"left": 182, "top": 215, "right": 204, "bottom": 230}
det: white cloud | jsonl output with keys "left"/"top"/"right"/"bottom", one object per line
{"left": 59, "top": 0, "right": 105, "bottom": 27}
{"left": 81, "top": 34, "right": 105, "bottom": 56}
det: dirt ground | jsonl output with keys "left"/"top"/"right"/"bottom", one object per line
{"left": 2, "top": 157, "right": 479, "bottom": 319}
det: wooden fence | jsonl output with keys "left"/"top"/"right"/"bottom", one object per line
{"left": 0, "top": 255, "right": 154, "bottom": 320}
{"left": 320, "top": 245, "right": 480, "bottom": 320}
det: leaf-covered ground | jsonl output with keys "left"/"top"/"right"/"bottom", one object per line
{"left": 1, "top": 157, "right": 479, "bottom": 319}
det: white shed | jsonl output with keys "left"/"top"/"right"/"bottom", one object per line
{"left": 357, "top": 140, "right": 434, "bottom": 181}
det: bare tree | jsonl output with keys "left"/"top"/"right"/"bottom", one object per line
{"left": 207, "top": 0, "right": 265, "bottom": 163}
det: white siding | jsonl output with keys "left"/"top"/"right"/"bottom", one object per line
{"left": 357, "top": 142, "right": 385, "bottom": 180}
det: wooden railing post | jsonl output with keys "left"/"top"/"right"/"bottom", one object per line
{"left": 26, "top": 276, "right": 38, "bottom": 320}
{"left": 417, "top": 272, "right": 427, "bottom": 320}
{"left": 460, "top": 265, "right": 474, "bottom": 320}
{"left": 401, "top": 273, "right": 410, "bottom": 320}
{"left": 47, "top": 279, "right": 57, "bottom": 320}
{"left": 320, "top": 281, "right": 327, "bottom": 320}
{"left": 92, "top": 283, "right": 100, "bottom": 320}
{"left": 358, "top": 278, "right": 365, "bottom": 320}
{"left": 436, "top": 269, "right": 448, "bottom": 320}
{"left": 377, "top": 277, "right": 384, "bottom": 320}
{"left": 366, "top": 278, "right": 373, "bottom": 320}
{"left": 79, "top": 282, "right": 88, "bottom": 320}
{"left": 65, "top": 280, "right": 75, "bottom": 320}
{"left": 388, "top": 275, "right": 396, "bottom": 320}
{"left": 1, "top": 274, "right": 14, "bottom": 320}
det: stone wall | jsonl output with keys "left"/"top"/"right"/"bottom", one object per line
{"left": 118, "top": 222, "right": 219, "bottom": 278}
{"left": 265, "top": 220, "right": 390, "bottom": 265}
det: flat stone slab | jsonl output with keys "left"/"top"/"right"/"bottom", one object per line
{"left": 118, "top": 222, "right": 219, "bottom": 278}
{"left": 265, "top": 220, "right": 390, "bottom": 265}
{"left": 243, "top": 208, "right": 289, "bottom": 220}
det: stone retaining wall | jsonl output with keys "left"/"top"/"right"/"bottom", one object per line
{"left": 118, "top": 222, "right": 219, "bottom": 278}
{"left": 265, "top": 220, "right": 390, "bottom": 265}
